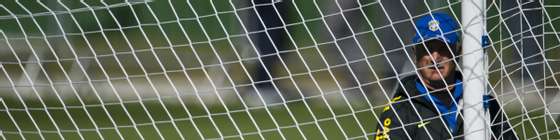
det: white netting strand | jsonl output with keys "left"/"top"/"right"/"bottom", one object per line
{"left": 0, "top": 0, "right": 558, "bottom": 139}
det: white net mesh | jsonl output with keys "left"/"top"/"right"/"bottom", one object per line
{"left": 0, "top": 0, "right": 558, "bottom": 139}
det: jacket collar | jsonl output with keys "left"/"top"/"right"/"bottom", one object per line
{"left": 415, "top": 78, "right": 463, "bottom": 134}
{"left": 400, "top": 72, "right": 463, "bottom": 107}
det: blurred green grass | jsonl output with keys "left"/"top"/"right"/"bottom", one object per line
{"left": 0, "top": 97, "right": 559, "bottom": 139}
{"left": 0, "top": 98, "right": 378, "bottom": 140}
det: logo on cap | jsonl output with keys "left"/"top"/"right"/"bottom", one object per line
{"left": 428, "top": 20, "right": 439, "bottom": 31}
{"left": 412, "top": 13, "right": 460, "bottom": 46}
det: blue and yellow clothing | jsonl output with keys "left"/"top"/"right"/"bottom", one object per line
{"left": 374, "top": 74, "right": 517, "bottom": 140}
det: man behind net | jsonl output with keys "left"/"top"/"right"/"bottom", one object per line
{"left": 374, "top": 12, "right": 517, "bottom": 140}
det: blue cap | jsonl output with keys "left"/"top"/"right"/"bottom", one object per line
{"left": 412, "top": 12, "right": 460, "bottom": 46}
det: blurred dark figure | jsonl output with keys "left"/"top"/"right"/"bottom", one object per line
{"left": 241, "top": 0, "right": 289, "bottom": 105}
{"left": 501, "top": 0, "right": 544, "bottom": 85}
{"left": 251, "top": 0, "right": 286, "bottom": 88}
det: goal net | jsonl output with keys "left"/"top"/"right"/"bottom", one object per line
{"left": 0, "top": 0, "right": 558, "bottom": 139}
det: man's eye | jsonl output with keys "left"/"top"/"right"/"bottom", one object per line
{"left": 439, "top": 50, "right": 454, "bottom": 57}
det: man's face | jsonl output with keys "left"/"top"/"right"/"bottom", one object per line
{"left": 416, "top": 40, "right": 456, "bottom": 82}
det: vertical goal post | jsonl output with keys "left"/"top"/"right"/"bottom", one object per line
{"left": 462, "top": 0, "right": 488, "bottom": 139}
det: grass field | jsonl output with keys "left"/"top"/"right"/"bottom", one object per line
{"left": 0, "top": 97, "right": 559, "bottom": 139}
{"left": 0, "top": 97, "right": 376, "bottom": 139}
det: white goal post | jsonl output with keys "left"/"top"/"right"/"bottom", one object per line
{"left": 461, "top": 0, "right": 487, "bottom": 139}
{"left": 0, "top": 0, "right": 559, "bottom": 139}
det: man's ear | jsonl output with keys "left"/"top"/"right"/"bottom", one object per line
{"left": 452, "top": 44, "right": 461, "bottom": 70}
{"left": 411, "top": 45, "right": 418, "bottom": 61}
{"left": 412, "top": 43, "right": 428, "bottom": 61}
{"left": 454, "top": 44, "right": 462, "bottom": 57}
